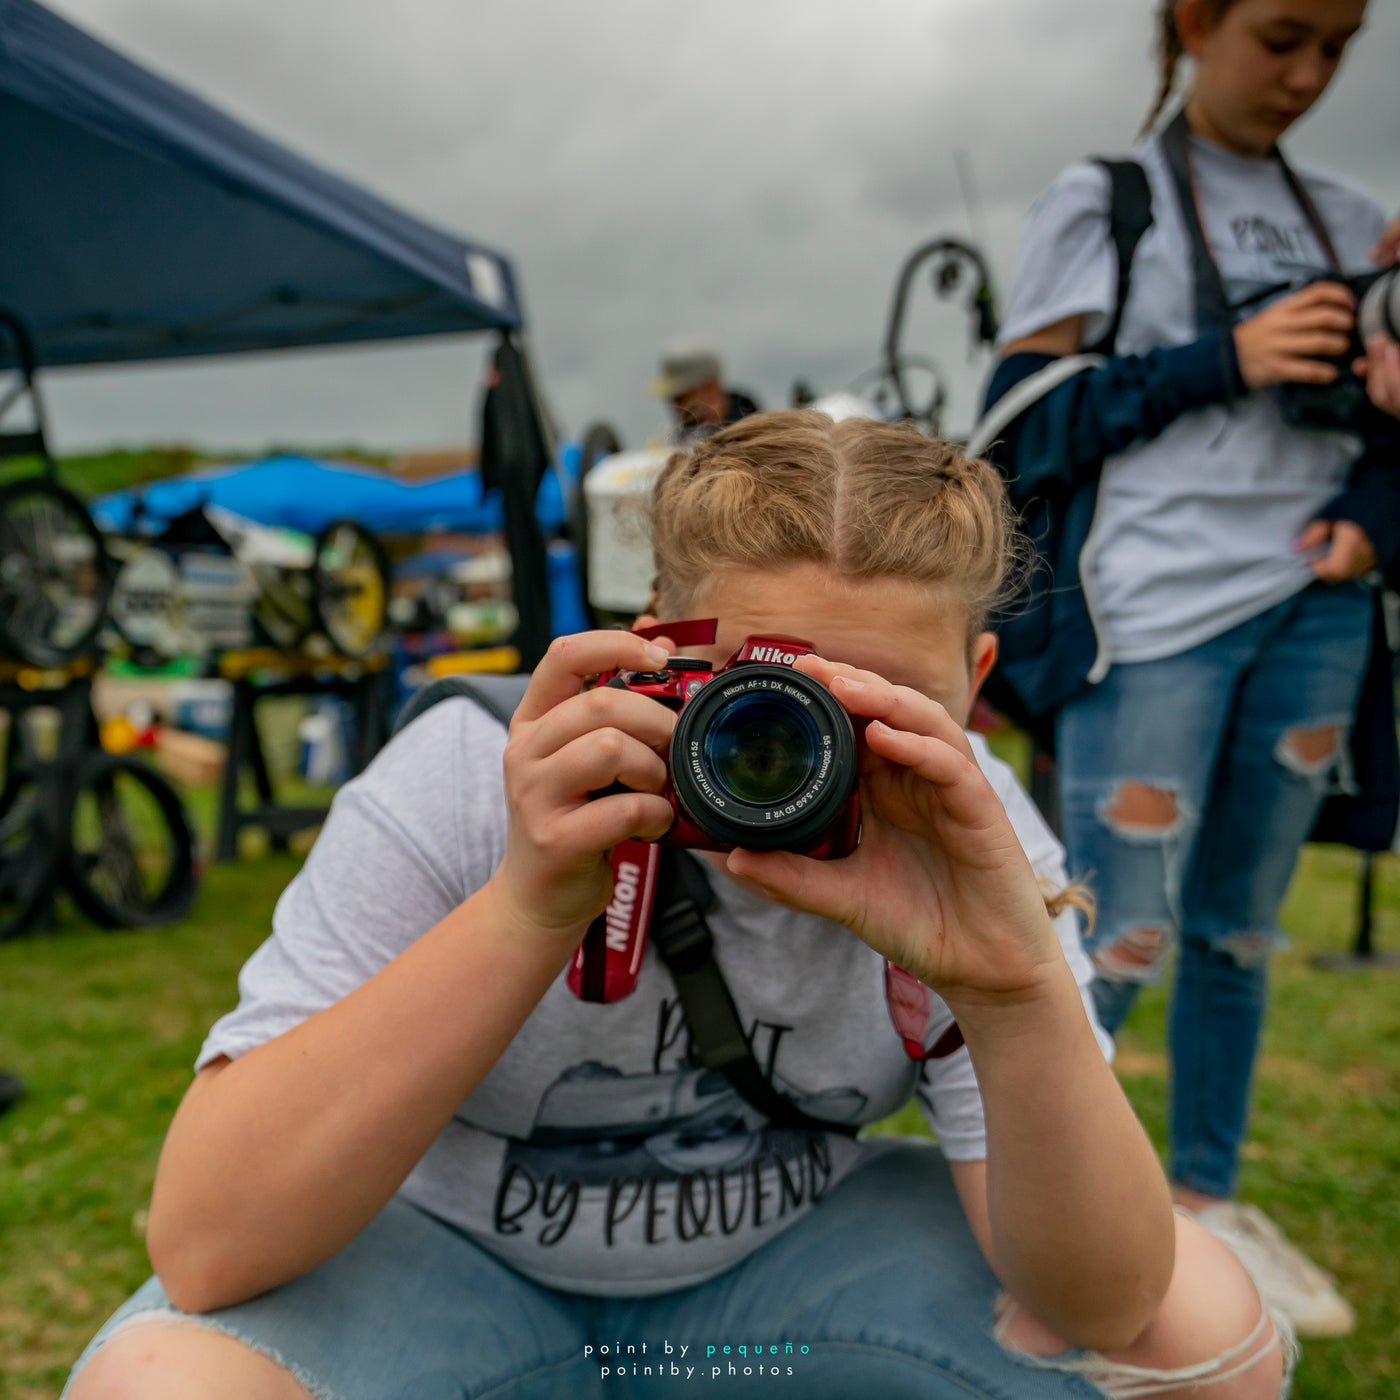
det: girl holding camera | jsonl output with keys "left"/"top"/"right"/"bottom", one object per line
{"left": 67, "top": 414, "right": 1287, "bottom": 1398}
{"left": 985, "top": 0, "right": 1399, "bottom": 1341}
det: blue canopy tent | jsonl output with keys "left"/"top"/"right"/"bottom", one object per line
{"left": 91, "top": 453, "right": 567, "bottom": 537}
{"left": 0, "top": 0, "right": 555, "bottom": 661}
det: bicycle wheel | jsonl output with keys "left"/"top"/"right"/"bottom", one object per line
{"left": 0, "top": 766, "right": 59, "bottom": 940}
{"left": 250, "top": 563, "right": 314, "bottom": 651}
{"left": 61, "top": 752, "right": 197, "bottom": 929}
{"left": 0, "top": 478, "right": 111, "bottom": 666}
{"left": 312, "top": 519, "right": 389, "bottom": 658}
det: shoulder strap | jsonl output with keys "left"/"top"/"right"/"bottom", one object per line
{"left": 649, "top": 851, "right": 861, "bottom": 1138}
{"left": 1085, "top": 157, "right": 1155, "bottom": 357}
{"left": 966, "top": 158, "right": 1150, "bottom": 458}
{"left": 392, "top": 673, "right": 533, "bottom": 737}
{"left": 1275, "top": 148, "right": 1343, "bottom": 274}
{"left": 1160, "top": 109, "right": 1231, "bottom": 330}
{"left": 966, "top": 353, "right": 1105, "bottom": 461}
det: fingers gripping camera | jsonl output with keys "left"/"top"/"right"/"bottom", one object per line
{"left": 565, "top": 621, "right": 863, "bottom": 1003}
{"left": 1282, "top": 265, "right": 1400, "bottom": 429}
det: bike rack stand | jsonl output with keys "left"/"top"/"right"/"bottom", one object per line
{"left": 0, "top": 657, "right": 99, "bottom": 932}
{"left": 213, "top": 649, "right": 390, "bottom": 862}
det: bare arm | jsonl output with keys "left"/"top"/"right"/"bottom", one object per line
{"left": 734, "top": 658, "right": 1174, "bottom": 1354}
{"left": 1000, "top": 315, "right": 1084, "bottom": 359}
{"left": 149, "top": 884, "right": 574, "bottom": 1312}
{"left": 149, "top": 631, "right": 679, "bottom": 1312}
{"left": 943, "top": 973, "right": 1171, "bottom": 1353}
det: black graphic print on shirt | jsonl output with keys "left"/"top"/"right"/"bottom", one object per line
{"left": 488, "top": 997, "right": 866, "bottom": 1250}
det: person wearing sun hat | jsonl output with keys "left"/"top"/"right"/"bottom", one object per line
{"left": 652, "top": 340, "right": 761, "bottom": 442}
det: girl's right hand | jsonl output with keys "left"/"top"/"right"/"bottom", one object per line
{"left": 489, "top": 631, "right": 678, "bottom": 948}
{"left": 1233, "top": 282, "right": 1355, "bottom": 388}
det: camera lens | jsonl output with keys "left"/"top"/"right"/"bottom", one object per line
{"left": 669, "top": 663, "right": 857, "bottom": 851}
{"left": 702, "top": 695, "right": 820, "bottom": 806}
{"left": 1359, "top": 266, "right": 1400, "bottom": 345}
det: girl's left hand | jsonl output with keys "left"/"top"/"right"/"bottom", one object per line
{"left": 1354, "top": 333, "right": 1400, "bottom": 420}
{"left": 725, "top": 655, "right": 1065, "bottom": 1003}
{"left": 1296, "top": 517, "right": 1377, "bottom": 582}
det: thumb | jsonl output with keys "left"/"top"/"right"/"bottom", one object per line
{"left": 1295, "top": 519, "right": 1333, "bottom": 555}
{"left": 726, "top": 848, "right": 859, "bottom": 926}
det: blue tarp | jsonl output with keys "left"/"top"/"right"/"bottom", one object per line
{"left": 91, "top": 454, "right": 565, "bottom": 537}
{"left": 0, "top": 0, "right": 521, "bottom": 368}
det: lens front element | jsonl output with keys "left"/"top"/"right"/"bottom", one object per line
{"left": 671, "top": 664, "right": 856, "bottom": 850}
{"left": 703, "top": 694, "right": 820, "bottom": 807}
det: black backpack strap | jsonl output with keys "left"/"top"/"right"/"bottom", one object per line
{"left": 649, "top": 851, "right": 860, "bottom": 1139}
{"left": 1085, "top": 157, "right": 1155, "bottom": 357}
{"left": 392, "top": 673, "right": 533, "bottom": 737}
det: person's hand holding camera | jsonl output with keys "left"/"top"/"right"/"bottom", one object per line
{"left": 1353, "top": 333, "right": 1400, "bottom": 419}
{"left": 727, "top": 655, "right": 1066, "bottom": 1007}
{"left": 1232, "top": 282, "right": 1356, "bottom": 389}
{"left": 489, "top": 632, "right": 677, "bottom": 948}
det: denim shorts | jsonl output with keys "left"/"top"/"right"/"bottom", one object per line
{"left": 65, "top": 1144, "right": 1108, "bottom": 1400}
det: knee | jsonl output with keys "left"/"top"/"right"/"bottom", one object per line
{"left": 68, "top": 1319, "right": 310, "bottom": 1400}
{"left": 1112, "top": 1214, "right": 1289, "bottom": 1400}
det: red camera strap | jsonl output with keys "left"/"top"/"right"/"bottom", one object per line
{"left": 568, "top": 841, "right": 660, "bottom": 1003}
{"left": 884, "top": 963, "right": 966, "bottom": 1061}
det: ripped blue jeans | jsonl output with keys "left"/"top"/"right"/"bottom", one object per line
{"left": 1058, "top": 580, "right": 1373, "bottom": 1198}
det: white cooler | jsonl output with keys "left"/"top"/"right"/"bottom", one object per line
{"left": 582, "top": 447, "right": 670, "bottom": 615}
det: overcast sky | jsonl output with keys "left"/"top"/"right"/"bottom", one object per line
{"left": 33, "top": 0, "right": 1400, "bottom": 455}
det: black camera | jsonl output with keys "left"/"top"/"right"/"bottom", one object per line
{"left": 1279, "top": 265, "right": 1400, "bottom": 431}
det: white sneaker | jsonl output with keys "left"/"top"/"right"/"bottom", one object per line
{"left": 1191, "top": 1199, "right": 1356, "bottom": 1338}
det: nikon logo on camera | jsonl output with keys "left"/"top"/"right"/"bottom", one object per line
{"left": 747, "top": 646, "right": 799, "bottom": 665}
{"left": 605, "top": 861, "right": 643, "bottom": 953}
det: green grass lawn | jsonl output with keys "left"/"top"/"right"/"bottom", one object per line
{"left": 2, "top": 816, "right": 1398, "bottom": 1396}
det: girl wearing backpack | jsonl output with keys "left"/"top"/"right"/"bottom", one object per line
{"left": 66, "top": 414, "right": 1288, "bottom": 1399}
{"left": 983, "top": 0, "right": 1399, "bottom": 1340}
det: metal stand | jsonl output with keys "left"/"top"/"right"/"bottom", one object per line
{"left": 0, "top": 658, "right": 99, "bottom": 932}
{"left": 1310, "top": 851, "right": 1400, "bottom": 971}
{"left": 214, "top": 650, "right": 389, "bottom": 862}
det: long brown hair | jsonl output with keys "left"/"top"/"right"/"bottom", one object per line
{"left": 1141, "top": 0, "right": 1244, "bottom": 135}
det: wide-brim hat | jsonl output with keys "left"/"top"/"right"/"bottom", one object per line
{"left": 650, "top": 342, "right": 722, "bottom": 399}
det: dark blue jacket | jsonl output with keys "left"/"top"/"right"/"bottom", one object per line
{"left": 979, "top": 337, "right": 1400, "bottom": 848}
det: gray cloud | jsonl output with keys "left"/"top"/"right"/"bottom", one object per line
{"left": 34, "top": 0, "right": 1400, "bottom": 457}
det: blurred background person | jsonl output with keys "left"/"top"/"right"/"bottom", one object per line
{"left": 977, "top": 0, "right": 1400, "bottom": 1340}
{"left": 652, "top": 340, "right": 761, "bottom": 442}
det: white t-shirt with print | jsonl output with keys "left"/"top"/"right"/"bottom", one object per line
{"left": 998, "top": 131, "right": 1385, "bottom": 668}
{"left": 198, "top": 698, "right": 1111, "bottom": 1297}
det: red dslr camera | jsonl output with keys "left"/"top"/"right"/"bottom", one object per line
{"left": 567, "top": 619, "right": 863, "bottom": 1002}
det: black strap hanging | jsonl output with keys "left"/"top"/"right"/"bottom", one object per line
{"left": 1085, "top": 160, "right": 1155, "bottom": 358}
{"left": 648, "top": 851, "right": 861, "bottom": 1139}
{"left": 1161, "top": 110, "right": 1232, "bottom": 330}
{"left": 1160, "top": 107, "right": 1345, "bottom": 331}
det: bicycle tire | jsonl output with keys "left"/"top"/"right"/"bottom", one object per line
{"left": 0, "top": 765, "right": 60, "bottom": 940}
{"left": 0, "top": 477, "right": 112, "bottom": 667}
{"left": 61, "top": 752, "right": 198, "bottom": 929}
{"left": 312, "top": 519, "right": 389, "bottom": 658}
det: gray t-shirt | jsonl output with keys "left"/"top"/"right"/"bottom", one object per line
{"left": 197, "top": 697, "right": 1110, "bottom": 1297}
{"left": 999, "top": 132, "right": 1384, "bottom": 669}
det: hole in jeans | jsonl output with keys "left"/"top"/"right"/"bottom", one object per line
{"left": 1275, "top": 723, "right": 1345, "bottom": 779}
{"left": 1100, "top": 782, "right": 1182, "bottom": 839}
{"left": 1094, "top": 926, "right": 1172, "bottom": 982}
